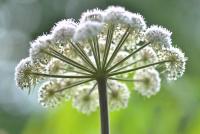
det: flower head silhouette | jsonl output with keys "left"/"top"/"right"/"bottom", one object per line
{"left": 15, "top": 6, "right": 187, "bottom": 134}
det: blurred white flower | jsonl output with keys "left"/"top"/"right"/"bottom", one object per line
{"left": 136, "top": 46, "right": 158, "bottom": 66}
{"left": 72, "top": 84, "right": 99, "bottom": 114}
{"left": 134, "top": 68, "right": 161, "bottom": 98}
{"left": 38, "top": 80, "right": 66, "bottom": 108}
{"left": 108, "top": 80, "right": 130, "bottom": 111}
{"left": 158, "top": 47, "right": 187, "bottom": 80}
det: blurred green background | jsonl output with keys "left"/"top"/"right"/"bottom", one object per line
{"left": 0, "top": 0, "right": 200, "bottom": 134}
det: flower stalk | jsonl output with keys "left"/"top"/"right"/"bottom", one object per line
{"left": 108, "top": 60, "right": 171, "bottom": 76}
{"left": 97, "top": 78, "right": 110, "bottom": 134}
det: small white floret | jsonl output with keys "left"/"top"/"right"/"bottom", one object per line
{"left": 72, "top": 84, "right": 99, "bottom": 114}
{"left": 29, "top": 34, "right": 53, "bottom": 64}
{"left": 15, "top": 57, "right": 38, "bottom": 90}
{"left": 158, "top": 47, "right": 187, "bottom": 80}
{"left": 80, "top": 8, "right": 104, "bottom": 23}
{"left": 51, "top": 19, "right": 77, "bottom": 42}
{"left": 136, "top": 46, "right": 158, "bottom": 66}
{"left": 134, "top": 68, "right": 161, "bottom": 98}
{"left": 126, "top": 12, "right": 147, "bottom": 32}
{"left": 38, "top": 80, "right": 65, "bottom": 108}
{"left": 144, "top": 25, "right": 172, "bottom": 49}
{"left": 73, "top": 21, "right": 103, "bottom": 42}
{"left": 104, "top": 6, "right": 128, "bottom": 24}
{"left": 107, "top": 80, "right": 130, "bottom": 111}
{"left": 46, "top": 59, "right": 66, "bottom": 74}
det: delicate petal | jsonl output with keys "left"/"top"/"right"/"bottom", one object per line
{"left": 134, "top": 68, "right": 161, "bottom": 98}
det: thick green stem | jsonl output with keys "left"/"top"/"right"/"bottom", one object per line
{"left": 97, "top": 78, "right": 110, "bottom": 134}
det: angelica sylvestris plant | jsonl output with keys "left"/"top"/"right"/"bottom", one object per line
{"left": 15, "top": 6, "right": 187, "bottom": 134}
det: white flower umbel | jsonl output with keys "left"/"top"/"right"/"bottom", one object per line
{"left": 57, "top": 77, "right": 79, "bottom": 99}
{"left": 158, "top": 47, "right": 187, "bottom": 80}
{"left": 72, "top": 84, "right": 99, "bottom": 114}
{"left": 107, "top": 80, "right": 130, "bottom": 111}
{"left": 126, "top": 12, "right": 146, "bottom": 32}
{"left": 136, "top": 46, "right": 158, "bottom": 66}
{"left": 51, "top": 19, "right": 77, "bottom": 42}
{"left": 47, "top": 59, "right": 66, "bottom": 74}
{"left": 134, "top": 68, "right": 161, "bottom": 98}
{"left": 104, "top": 7, "right": 134, "bottom": 45}
{"left": 80, "top": 8, "right": 104, "bottom": 23}
{"left": 15, "top": 6, "right": 187, "bottom": 134}
{"left": 15, "top": 57, "right": 39, "bottom": 90}
{"left": 104, "top": 6, "right": 127, "bottom": 24}
{"left": 144, "top": 25, "right": 172, "bottom": 49}
{"left": 29, "top": 34, "right": 53, "bottom": 64}
{"left": 126, "top": 12, "right": 147, "bottom": 44}
{"left": 38, "top": 80, "right": 66, "bottom": 108}
{"left": 73, "top": 21, "right": 103, "bottom": 42}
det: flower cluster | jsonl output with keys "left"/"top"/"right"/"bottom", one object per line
{"left": 15, "top": 6, "right": 187, "bottom": 114}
